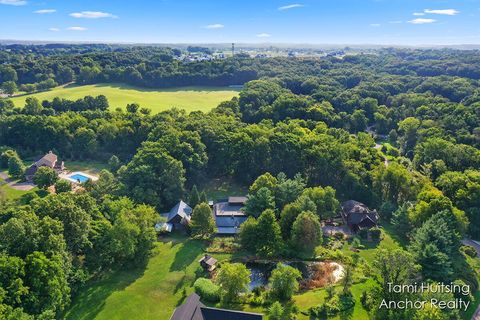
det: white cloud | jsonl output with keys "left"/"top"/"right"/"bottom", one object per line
{"left": 278, "top": 4, "right": 303, "bottom": 11}
{"left": 0, "top": 0, "right": 26, "bottom": 6}
{"left": 35, "top": 9, "right": 56, "bottom": 14}
{"left": 70, "top": 11, "right": 117, "bottom": 19}
{"left": 413, "top": 12, "right": 425, "bottom": 16}
{"left": 256, "top": 33, "right": 271, "bottom": 38}
{"left": 370, "top": 23, "right": 381, "bottom": 27}
{"left": 205, "top": 24, "right": 224, "bottom": 29}
{"left": 408, "top": 18, "right": 436, "bottom": 24}
{"left": 424, "top": 9, "right": 459, "bottom": 16}
{"left": 49, "top": 28, "right": 60, "bottom": 32}
{"left": 67, "top": 26, "right": 87, "bottom": 31}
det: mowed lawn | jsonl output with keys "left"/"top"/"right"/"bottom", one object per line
{"left": 65, "top": 237, "right": 208, "bottom": 320}
{"left": 9, "top": 83, "right": 240, "bottom": 113}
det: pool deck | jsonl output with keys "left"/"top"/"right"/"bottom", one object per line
{"left": 59, "top": 171, "right": 99, "bottom": 184}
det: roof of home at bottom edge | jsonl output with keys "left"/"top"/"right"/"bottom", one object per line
{"left": 170, "top": 293, "right": 263, "bottom": 320}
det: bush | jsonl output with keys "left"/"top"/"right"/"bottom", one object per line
{"left": 461, "top": 245, "right": 477, "bottom": 258}
{"left": 370, "top": 228, "right": 382, "bottom": 241}
{"left": 351, "top": 237, "right": 364, "bottom": 249}
{"left": 193, "top": 277, "right": 220, "bottom": 302}
{"left": 357, "top": 229, "right": 368, "bottom": 239}
{"left": 309, "top": 293, "right": 354, "bottom": 318}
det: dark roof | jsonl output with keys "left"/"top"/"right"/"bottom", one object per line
{"left": 25, "top": 164, "right": 38, "bottom": 177}
{"left": 171, "top": 293, "right": 262, "bottom": 320}
{"left": 200, "top": 307, "right": 262, "bottom": 320}
{"left": 214, "top": 202, "right": 246, "bottom": 217}
{"left": 170, "top": 293, "right": 205, "bottom": 320}
{"left": 215, "top": 216, "right": 247, "bottom": 227}
{"left": 167, "top": 200, "right": 192, "bottom": 223}
{"left": 341, "top": 200, "right": 379, "bottom": 226}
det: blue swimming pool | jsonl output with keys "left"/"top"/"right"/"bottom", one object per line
{"left": 69, "top": 174, "right": 90, "bottom": 183}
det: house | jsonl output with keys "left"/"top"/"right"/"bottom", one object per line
{"left": 156, "top": 200, "right": 192, "bottom": 233}
{"left": 25, "top": 151, "right": 65, "bottom": 181}
{"left": 199, "top": 254, "right": 217, "bottom": 272}
{"left": 170, "top": 293, "right": 263, "bottom": 320}
{"left": 340, "top": 200, "right": 379, "bottom": 233}
{"left": 213, "top": 196, "right": 248, "bottom": 235}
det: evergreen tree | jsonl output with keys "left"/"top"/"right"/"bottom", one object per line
{"left": 199, "top": 191, "right": 208, "bottom": 204}
{"left": 255, "top": 209, "right": 283, "bottom": 256}
{"left": 190, "top": 203, "right": 216, "bottom": 238}
{"left": 189, "top": 185, "right": 201, "bottom": 207}
{"left": 291, "top": 211, "right": 322, "bottom": 255}
{"left": 108, "top": 155, "right": 121, "bottom": 172}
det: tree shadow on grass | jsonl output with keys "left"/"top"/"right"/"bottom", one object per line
{"left": 169, "top": 239, "right": 205, "bottom": 272}
{"left": 65, "top": 265, "right": 146, "bottom": 320}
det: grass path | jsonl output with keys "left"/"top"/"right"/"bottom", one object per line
{"left": 9, "top": 83, "right": 240, "bottom": 114}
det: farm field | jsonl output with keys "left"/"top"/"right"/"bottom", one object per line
{"left": 9, "top": 83, "right": 240, "bottom": 114}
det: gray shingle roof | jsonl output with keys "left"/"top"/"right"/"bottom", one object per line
{"left": 170, "top": 293, "right": 263, "bottom": 320}
{"left": 167, "top": 200, "right": 192, "bottom": 223}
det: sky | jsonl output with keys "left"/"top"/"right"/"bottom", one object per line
{"left": 0, "top": 0, "right": 479, "bottom": 45}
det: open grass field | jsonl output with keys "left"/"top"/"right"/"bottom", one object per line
{"left": 65, "top": 235, "right": 208, "bottom": 320}
{"left": 9, "top": 83, "right": 240, "bottom": 114}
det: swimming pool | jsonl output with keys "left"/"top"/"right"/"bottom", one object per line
{"left": 60, "top": 171, "right": 98, "bottom": 184}
{"left": 69, "top": 173, "right": 90, "bottom": 183}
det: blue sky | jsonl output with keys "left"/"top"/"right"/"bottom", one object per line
{"left": 0, "top": 0, "right": 479, "bottom": 45}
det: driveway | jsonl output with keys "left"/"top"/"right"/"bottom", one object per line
{"left": 0, "top": 171, "right": 35, "bottom": 191}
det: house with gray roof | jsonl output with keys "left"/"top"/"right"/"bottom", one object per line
{"left": 170, "top": 293, "right": 262, "bottom": 320}
{"left": 156, "top": 200, "right": 192, "bottom": 233}
{"left": 213, "top": 196, "right": 248, "bottom": 235}
{"left": 340, "top": 200, "right": 379, "bottom": 232}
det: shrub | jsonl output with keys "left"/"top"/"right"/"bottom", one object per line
{"left": 357, "top": 229, "right": 368, "bottom": 239}
{"left": 461, "top": 245, "right": 477, "bottom": 258}
{"left": 193, "top": 278, "right": 220, "bottom": 302}
{"left": 351, "top": 237, "right": 364, "bottom": 249}
{"left": 370, "top": 228, "right": 382, "bottom": 241}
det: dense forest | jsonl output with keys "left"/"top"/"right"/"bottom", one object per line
{"left": 0, "top": 45, "right": 479, "bottom": 319}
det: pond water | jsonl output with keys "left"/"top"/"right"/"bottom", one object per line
{"left": 246, "top": 261, "right": 311, "bottom": 290}
{"left": 246, "top": 261, "right": 343, "bottom": 290}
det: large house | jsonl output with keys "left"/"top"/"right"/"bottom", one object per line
{"left": 170, "top": 293, "right": 262, "bottom": 320}
{"left": 213, "top": 196, "right": 248, "bottom": 235}
{"left": 25, "top": 151, "right": 64, "bottom": 181}
{"left": 340, "top": 200, "right": 379, "bottom": 232}
{"left": 156, "top": 200, "right": 192, "bottom": 233}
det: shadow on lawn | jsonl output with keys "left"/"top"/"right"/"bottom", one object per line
{"left": 65, "top": 266, "right": 146, "bottom": 320}
{"left": 169, "top": 238, "right": 205, "bottom": 272}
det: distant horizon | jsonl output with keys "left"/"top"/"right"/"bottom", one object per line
{"left": 1, "top": 39, "right": 480, "bottom": 50}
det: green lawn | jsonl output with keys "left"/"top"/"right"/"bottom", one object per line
{"left": 9, "top": 83, "right": 240, "bottom": 114}
{"left": 66, "top": 236, "right": 207, "bottom": 320}
{"left": 66, "top": 161, "right": 109, "bottom": 175}
{"left": 199, "top": 177, "right": 249, "bottom": 201}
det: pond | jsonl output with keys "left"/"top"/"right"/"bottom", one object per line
{"left": 246, "top": 261, "right": 344, "bottom": 291}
